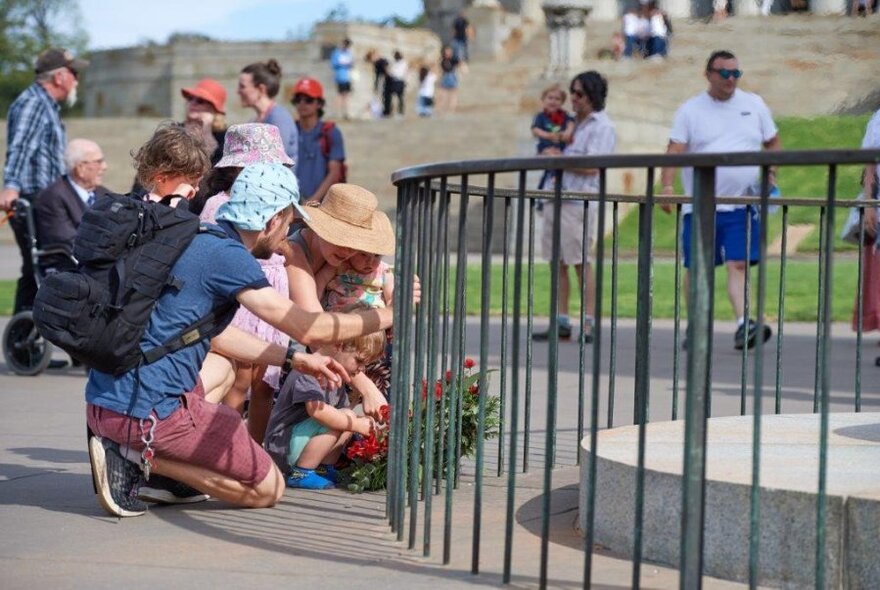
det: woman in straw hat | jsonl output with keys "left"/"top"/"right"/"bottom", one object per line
{"left": 283, "top": 183, "right": 396, "bottom": 418}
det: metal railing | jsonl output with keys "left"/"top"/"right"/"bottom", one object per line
{"left": 387, "top": 149, "right": 880, "bottom": 588}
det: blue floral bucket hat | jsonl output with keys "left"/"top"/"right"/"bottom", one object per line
{"left": 215, "top": 163, "right": 308, "bottom": 230}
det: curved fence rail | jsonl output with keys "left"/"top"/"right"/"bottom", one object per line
{"left": 387, "top": 149, "right": 880, "bottom": 589}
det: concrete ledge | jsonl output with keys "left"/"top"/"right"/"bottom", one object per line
{"left": 578, "top": 413, "right": 880, "bottom": 588}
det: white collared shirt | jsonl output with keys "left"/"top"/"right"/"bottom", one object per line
{"left": 68, "top": 175, "right": 92, "bottom": 205}
{"left": 561, "top": 110, "right": 617, "bottom": 195}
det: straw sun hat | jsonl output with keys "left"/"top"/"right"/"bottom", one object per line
{"left": 303, "top": 184, "right": 395, "bottom": 256}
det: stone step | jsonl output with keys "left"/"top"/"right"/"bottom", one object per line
{"left": 578, "top": 413, "right": 880, "bottom": 588}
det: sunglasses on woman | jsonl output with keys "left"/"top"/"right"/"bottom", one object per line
{"left": 709, "top": 68, "right": 742, "bottom": 80}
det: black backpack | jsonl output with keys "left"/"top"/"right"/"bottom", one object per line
{"left": 33, "top": 194, "right": 235, "bottom": 375}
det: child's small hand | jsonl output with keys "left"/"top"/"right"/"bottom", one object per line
{"left": 354, "top": 416, "right": 375, "bottom": 436}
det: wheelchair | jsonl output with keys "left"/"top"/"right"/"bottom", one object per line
{"left": 2, "top": 199, "right": 76, "bottom": 376}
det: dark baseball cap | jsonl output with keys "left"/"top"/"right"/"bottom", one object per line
{"left": 34, "top": 48, "right": 89, "bottom": 75}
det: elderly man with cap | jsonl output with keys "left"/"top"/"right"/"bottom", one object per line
{"left": 1, "top": 47, "right": 87, "bottom": 314}
{"left": 34, "top": 138, "right": 109, "bottom": 274}
{"left": 292, "top": 77, "right": 346, "bottom": 204}
{"left": 86, "top": 160, "right": 402, "bottom": 518}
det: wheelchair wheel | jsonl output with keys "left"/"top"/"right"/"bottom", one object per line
{"left": 2, "top": 311, "right": 53, "bottom": 376}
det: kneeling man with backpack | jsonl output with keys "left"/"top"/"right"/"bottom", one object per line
{"left": 34, "top": 125, "right": 394, "bottom": 517}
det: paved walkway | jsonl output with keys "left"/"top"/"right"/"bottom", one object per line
{"left": 2, "top": 305, "right": 875, "bottom": 587}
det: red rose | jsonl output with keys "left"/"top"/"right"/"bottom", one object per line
{"left": 464, "top": 358, "right": 476, "bottom": 369}
{"left": 469, "top": 383, "right": 479, "bottom": 396}
{"left": 346, "top": 441, "right": 366, "bottom": 460}
{"left": 434, "top": 381, "right": 443, "bottom": 401}
{"left": 420, "top": 379, "right": 428, "bottom": 401}
{"left": 445, "top": 370, "right": 453, "bottom": 383}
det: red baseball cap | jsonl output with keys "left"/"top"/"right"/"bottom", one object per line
{"left": 293, "top": 77, "right": 324, "bottom": 100}
{"left": 181, "top": 78, "right": 227, "bottom": 114}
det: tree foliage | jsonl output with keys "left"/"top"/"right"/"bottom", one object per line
{"left": 0, "top": 0, "right": 87, "bottom": 114}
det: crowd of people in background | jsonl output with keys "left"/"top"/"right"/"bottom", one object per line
{"left": 621, "top": 1, "right": 671, "bottom": 59}
{"left": 360, "top": 11, "right": 470, "bottom": 120}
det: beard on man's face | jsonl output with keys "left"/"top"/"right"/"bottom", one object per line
{"left": 250, "top": 238, "right": 273, "bottom": 260}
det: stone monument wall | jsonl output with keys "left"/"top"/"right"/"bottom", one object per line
{"left": 84, "top": 23, "right": 440, "bottom": 122}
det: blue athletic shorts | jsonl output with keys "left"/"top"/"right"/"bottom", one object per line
{"left": 681, "top": 208, "right": 761, "bottom": 269}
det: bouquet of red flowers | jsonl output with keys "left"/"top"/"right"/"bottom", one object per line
{"left": 341, "top": 406, "right": 390, "bottom": 492}
{"left": 340, "top": 358, "right": 499, "bottom": 493}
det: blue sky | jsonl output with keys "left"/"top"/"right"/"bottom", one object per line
{"left": 79, "top": 0, "right": 423, "bottom": 50}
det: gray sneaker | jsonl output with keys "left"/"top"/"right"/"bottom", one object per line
{"left": 138, "top": 474, "right": 209, "bottom": 505}
{"left": 88, "top": 435, "right": 148, "bottom": 517}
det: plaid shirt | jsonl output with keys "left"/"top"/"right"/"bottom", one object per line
{"left": 3, "top": 82, "right": 66, "bottom": 195}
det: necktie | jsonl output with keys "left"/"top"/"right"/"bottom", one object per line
{"left": 87, "top": 192, "right": 96, "bottom": 207}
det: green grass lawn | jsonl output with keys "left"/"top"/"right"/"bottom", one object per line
{"left": 457, "top": 259, "right": 859, "bottom": 322}
{"left": 0, "top": 280, "right": 12, "bottom": 316}
{"left": 2, "top": 259, "right": 859, "bottom": 321}
{"left": 0, "top": 117, "right": 870, "bottom": 322}
{"left": 613, "top": 114, "right": 871, "bottom": 255}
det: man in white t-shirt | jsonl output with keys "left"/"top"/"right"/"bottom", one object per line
{"left": 661, "top": 50, "right": 780, "bottom": 351}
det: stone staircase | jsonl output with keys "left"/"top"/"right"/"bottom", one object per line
{"left": 0, "top": 15, "right": 875, "bottom": 223}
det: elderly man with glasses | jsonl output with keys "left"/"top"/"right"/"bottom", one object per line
{"left": 0, "top": 47, "right": 88, "bottom": 314}
{"left": 661, "top": 49, "right": 781, "bottom": 351}
{"left": 34, "top": 138, "right": 109, "bottom": 274}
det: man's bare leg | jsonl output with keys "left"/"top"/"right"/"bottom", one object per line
{"left": 150, "top": 455, "right": 284, "bottom": 508}
{"left": 726, "top": 260, "right": 748, "bottom": 321}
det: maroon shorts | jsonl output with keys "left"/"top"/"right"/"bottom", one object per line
{"left": 86, "top": 382, "right": 273, "bottom": 488}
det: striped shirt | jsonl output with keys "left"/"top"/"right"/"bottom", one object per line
{"left": 3, "top": 82, "right": 66, "bottom": 195}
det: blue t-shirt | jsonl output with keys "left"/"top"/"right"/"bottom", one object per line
{"left": 85, "top": 224, "right": 270, "bottom": 420}
{"left": 264, "top": 104, "right": 299, "bottom": 165}
{"left": 295, "top": 121, "right": 345, "bottom": 200}
{"left": 331, "top": 48, "right": 353, "bottom": 84}
{"left": 532, "top": 110, "right": 574, "bottom": 154}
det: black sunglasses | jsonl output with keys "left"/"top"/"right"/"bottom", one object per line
{"left": 187, "top": 95, "right": 211, "bottom": 106}
{"left": 569, "top": 88, "right": 586, "bottom": 99}
{"left": 292, "top": 94, "right": 317, "bottom": 105}
{"left": 67, "top": 67, "right": 79, "bottom": 80}
{"left": 708, "top": 67, "right": 742, "bottom": 80}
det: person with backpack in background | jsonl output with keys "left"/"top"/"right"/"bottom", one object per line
{"left": 292, "top": 77, "right": 346, "bottom": 205}
{"left": 36, "top": 123, "right": 400, "bottom": 518}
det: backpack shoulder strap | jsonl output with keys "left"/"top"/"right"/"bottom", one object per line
{"left": 141, "top": 300, "right": 237, "bottom": 365}
{"left": 319, "top": 121, "right": 336, "bottom": 158}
